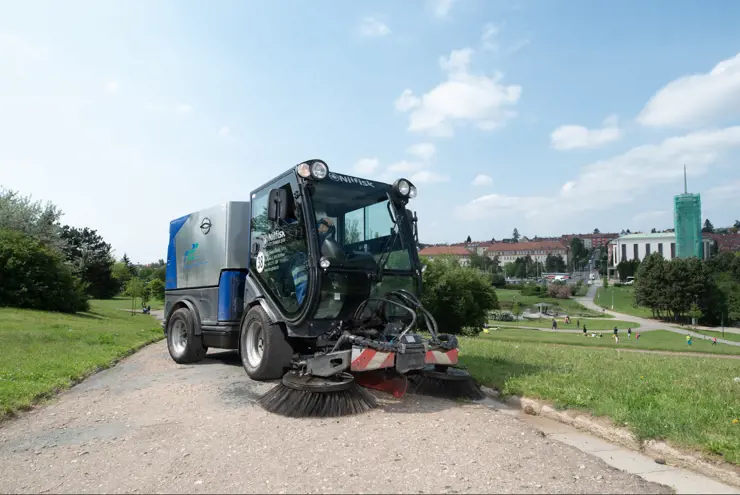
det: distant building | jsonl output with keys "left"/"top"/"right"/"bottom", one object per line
{"left": 482, "top": 240, "right": 569, "bottom": 267}
{"left": 608, "top": 232, "right": 712, "bottom": 269}
{"left": 706, "top": 232, "right": 740, "bottom": 253}
{"left": 562, "top": 232, "right": 619, "bottom": 250}
{"left": 418, "top": 245, "right": 471, "bottom": 266}
{"left": 674, "top": 166, "right": 703, "bottom": 259}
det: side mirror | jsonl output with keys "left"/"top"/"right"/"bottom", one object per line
{"left": 267, "top": 188, "right": 289, "bottom": 222}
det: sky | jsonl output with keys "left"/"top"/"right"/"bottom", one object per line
{"left": 2, "top": 0, "right": 740, "bottom": 264}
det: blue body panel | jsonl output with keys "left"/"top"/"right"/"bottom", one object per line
{"left": 165, "top": 214, "right": 190, "bottom": 290}
{"left": 218, "top": 270, "right": 247, "bottom": 322}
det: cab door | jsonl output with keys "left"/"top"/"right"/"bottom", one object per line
{"left": 249, "top": 175, "right": 309, "bottom": 316}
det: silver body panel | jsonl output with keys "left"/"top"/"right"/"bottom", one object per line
{"left": 174, "top": 201, "right": 251, "bottom": 288}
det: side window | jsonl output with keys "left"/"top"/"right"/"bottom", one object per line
{"left": 250, "top": 181, "right": 308, "bottom": 315}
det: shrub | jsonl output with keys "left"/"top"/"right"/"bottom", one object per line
{"left": 490, "top": 273, "right": 506, "bottom": 288}
{"left": 489, "top": 309, "right": 515, "bottom": 321}
{"left": 148, "top": 278, "right": 165, "bottom": 300}
{"left": 521, "top": 282, "right": 544, "bottom": 297}
{"left": 0, "top": 229, "right": 89, "bottom": 313}
{"left": 547, "top": 281, "right": 572, "bottom": 299}
{"left": 421, "top": 258, "right": 500, "bottom": 335}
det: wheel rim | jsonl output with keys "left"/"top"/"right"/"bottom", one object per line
{"left": 246, "top": 320, "right": 264, "bottom": 368}
{"left": 172, "top": 319, "right": 187, "bottom": 354}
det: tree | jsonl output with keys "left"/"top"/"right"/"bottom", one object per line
{"left": 569, "top": 237, "right": 588, "bottom": 270}
{"left": 545, "top": 253, "right": 566, "bottom": 273}
{"left": 734, "top": 220, "right": 740, "bottom": 229}
{"left": 0, "top": 187, "right": 66, "bottom": 250}
{"left": 650, "top": 228, "right": 657, "bottom": 233}
{"left": 112, "top": 261, "right": 133, "bottom": 287}
{"left": 593, "top": 228, "right": 600, "bottom": 234}
{"left": 702, "top": 219, "right": 715, "bottom": 233}
{"left": 512, "top": 228, "right": 520, "bottom": 242}
{"left": 148, "top": 278, "right": 165, "bottom": 300}
{"left": 124, "top": 277, "right": 144, "bottom": 314}
{"left": 688, "top": 302, "right": 703, "bottom": 327}
{"left": 59, "top": 226, "right": 120, "bottom": 299}
{"left": 0, "top": 228, "right": 89, "bottom": 313}
{"left": 465, "top": 235, "right": 472, "bottom": 243}
{"left": 421, "top": 258, "right": 499, "bottom": 335}
{"left": 345, "top": 218, "right": 361, "bottom": 244}
{"left": 512, "top": 301, "right": 523, "bottom": 326}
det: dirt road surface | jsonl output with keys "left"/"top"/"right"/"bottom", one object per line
{"left": 0, "top": 342, "right": 672, "bottom": 494}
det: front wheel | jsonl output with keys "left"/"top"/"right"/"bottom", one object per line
{"left": 239, "top": 305, "right": 294, "bottom": 380}
{"left": 166, "top": 307, "right": 207, "bottom": 364}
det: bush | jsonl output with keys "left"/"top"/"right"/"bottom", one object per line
{"left": 547, "top": 281, "right": 572, "bottom": 299}
{"left": 0, "top": 229, "right": 89, "bottom": 313}
{"left": 490, "top": 273, "right": 506, "bottom": 288}
{"left": 521, "top": 282, "right": 544, "bottom": 297}
{"left": 489, "top": 309, "right": 515, "bottom": 322}
{"left": 148, "top": 278, "right": 165, "bottom": 300}
{"left": 421, "top": 258, "right": 500, "bottom": 335}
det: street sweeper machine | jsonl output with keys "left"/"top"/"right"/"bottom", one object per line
{"left": 163, "top": 159, "right": 483, "bottom": 417}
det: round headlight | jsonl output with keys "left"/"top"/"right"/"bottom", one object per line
{"left": 408, "top": 186, "right": 417, "bottom": 198}
{"left": 311, "top": 161, "right": 328, "bottom": 180}
{"left": 296, "top": 162, "right": 311, "bottom": 178}
{"left": 397, "top": 179, "right": 410, "bottom": 196}
{"left": 319, "top": 258, "right": 331, "bottom": 269}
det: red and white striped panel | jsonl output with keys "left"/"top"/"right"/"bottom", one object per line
{"left": 425, "top": 348, "right": 459, "bottom": 366}
{"left": 351, "top": 347, "right": 396, "bottom": 372}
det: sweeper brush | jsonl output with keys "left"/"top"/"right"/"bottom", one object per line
{"left": 258, "top": 371, "right": 378, "bottom": 418}
{"left": 408, "top": 365, "right": 486, "bottom": 401}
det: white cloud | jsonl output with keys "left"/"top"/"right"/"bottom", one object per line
{"left": 104, "top": 80, "right": 119, "bottom": 93}
{"left": 471, "top": 174, "right": 493, "bottom": 186}
{"left": 0, "top": 32, "right": 42, "bottom": 60}
{"left": 481, "top": 23, "right": 499, "bottom": 51}
{"left": 706, "top": 180, "right": 740, "bottom": 201}
{"left": 394, "top": 48, "right": 521, "bottom": 137}
{"left": 357, "top": 17, "right": 391, "bottom": 38}
{"left": 388, "top": 160, "right": 426, "bottom": 173}
{"left": 637, "top": 52, "right": 740, "bottom": 128}
{"left": 175, "top": 103, "right": 193, "bottom": 114}
{"left": 456, "top": 126, "right": 740, "bottom": 225}
{"left": 633, "top": 210, "right": 669, "bottom": 222}
{"left": 406, "top": 143, "right": 436, "bottom": 161}
{"left": 429, "top": 0, "right": 455, "bottom": 18}
{"left": 411, "top": 170, "right": 450, "bottom": 183}
{"left": 354, "top": 158, "right": 380, "bottom": 174}
{"left": 550, "top": 115, "right": 622, "bottom": 150}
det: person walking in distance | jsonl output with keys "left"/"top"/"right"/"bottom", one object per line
{"left": 613, "top": 326, "right": 619, "bottom": 344}
{"left": 627, "top": 327, "right": 632, "bottom": 340}
{"left": 583, "top": 324, "right": 587, "bottom": 337}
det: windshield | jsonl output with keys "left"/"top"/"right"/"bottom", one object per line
{"left": 309, "top": 180, "right": 414, "bottom": 272}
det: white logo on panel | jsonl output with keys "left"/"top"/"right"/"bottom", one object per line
{"left": 255, "top": 251, "right": 266, "bottom": 273}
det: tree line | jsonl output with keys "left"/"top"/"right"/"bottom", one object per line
{"left": 0, "top": 187, "right": 165, "bottom": 313}
{"left": 634, "top": 251, "right": 740, "bottom": 325}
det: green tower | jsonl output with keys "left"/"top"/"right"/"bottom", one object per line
{"left": 674, "top": 166, "right": 703, "bottom": 259}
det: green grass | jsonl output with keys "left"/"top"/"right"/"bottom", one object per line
{"left": 495, "top": 318, "right": 640, "bottom": 330}
{"left": 0, "top": 300, "right": 163, "bottom": 421}
{"left": 691, "top": 328, "right": 740, "bottom": 343}
{"left": 496, "top": 289, "right": 607, "bottom": 318}
{"left": 459, "top": 337, "right": 740, "bottom": 464}
{"left": 479, "top": 328, "right": 740, "bottom": 355}
{"left": 594, "top": 286, "right": 654, "bottom": 318}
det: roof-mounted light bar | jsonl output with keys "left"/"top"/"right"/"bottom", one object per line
{"left": 296, "top": 160, "right": 329, "bottom": 180}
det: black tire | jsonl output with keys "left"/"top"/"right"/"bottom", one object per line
{"left": 166, "top": 307, "right": 207, "bottom": 364}
{"left": 239, "top": 305, "right": 293, "bottom": 380}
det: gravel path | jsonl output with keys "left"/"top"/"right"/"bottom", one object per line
{"left": 0, "top": 340, "right": 673, "bottom": 494}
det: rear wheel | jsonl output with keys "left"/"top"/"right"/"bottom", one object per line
{"left": 239, "top": 305, "right": 294, "bottom": 380}
{"left": 166, "top": 307, "right": 207, "bottom": 364}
